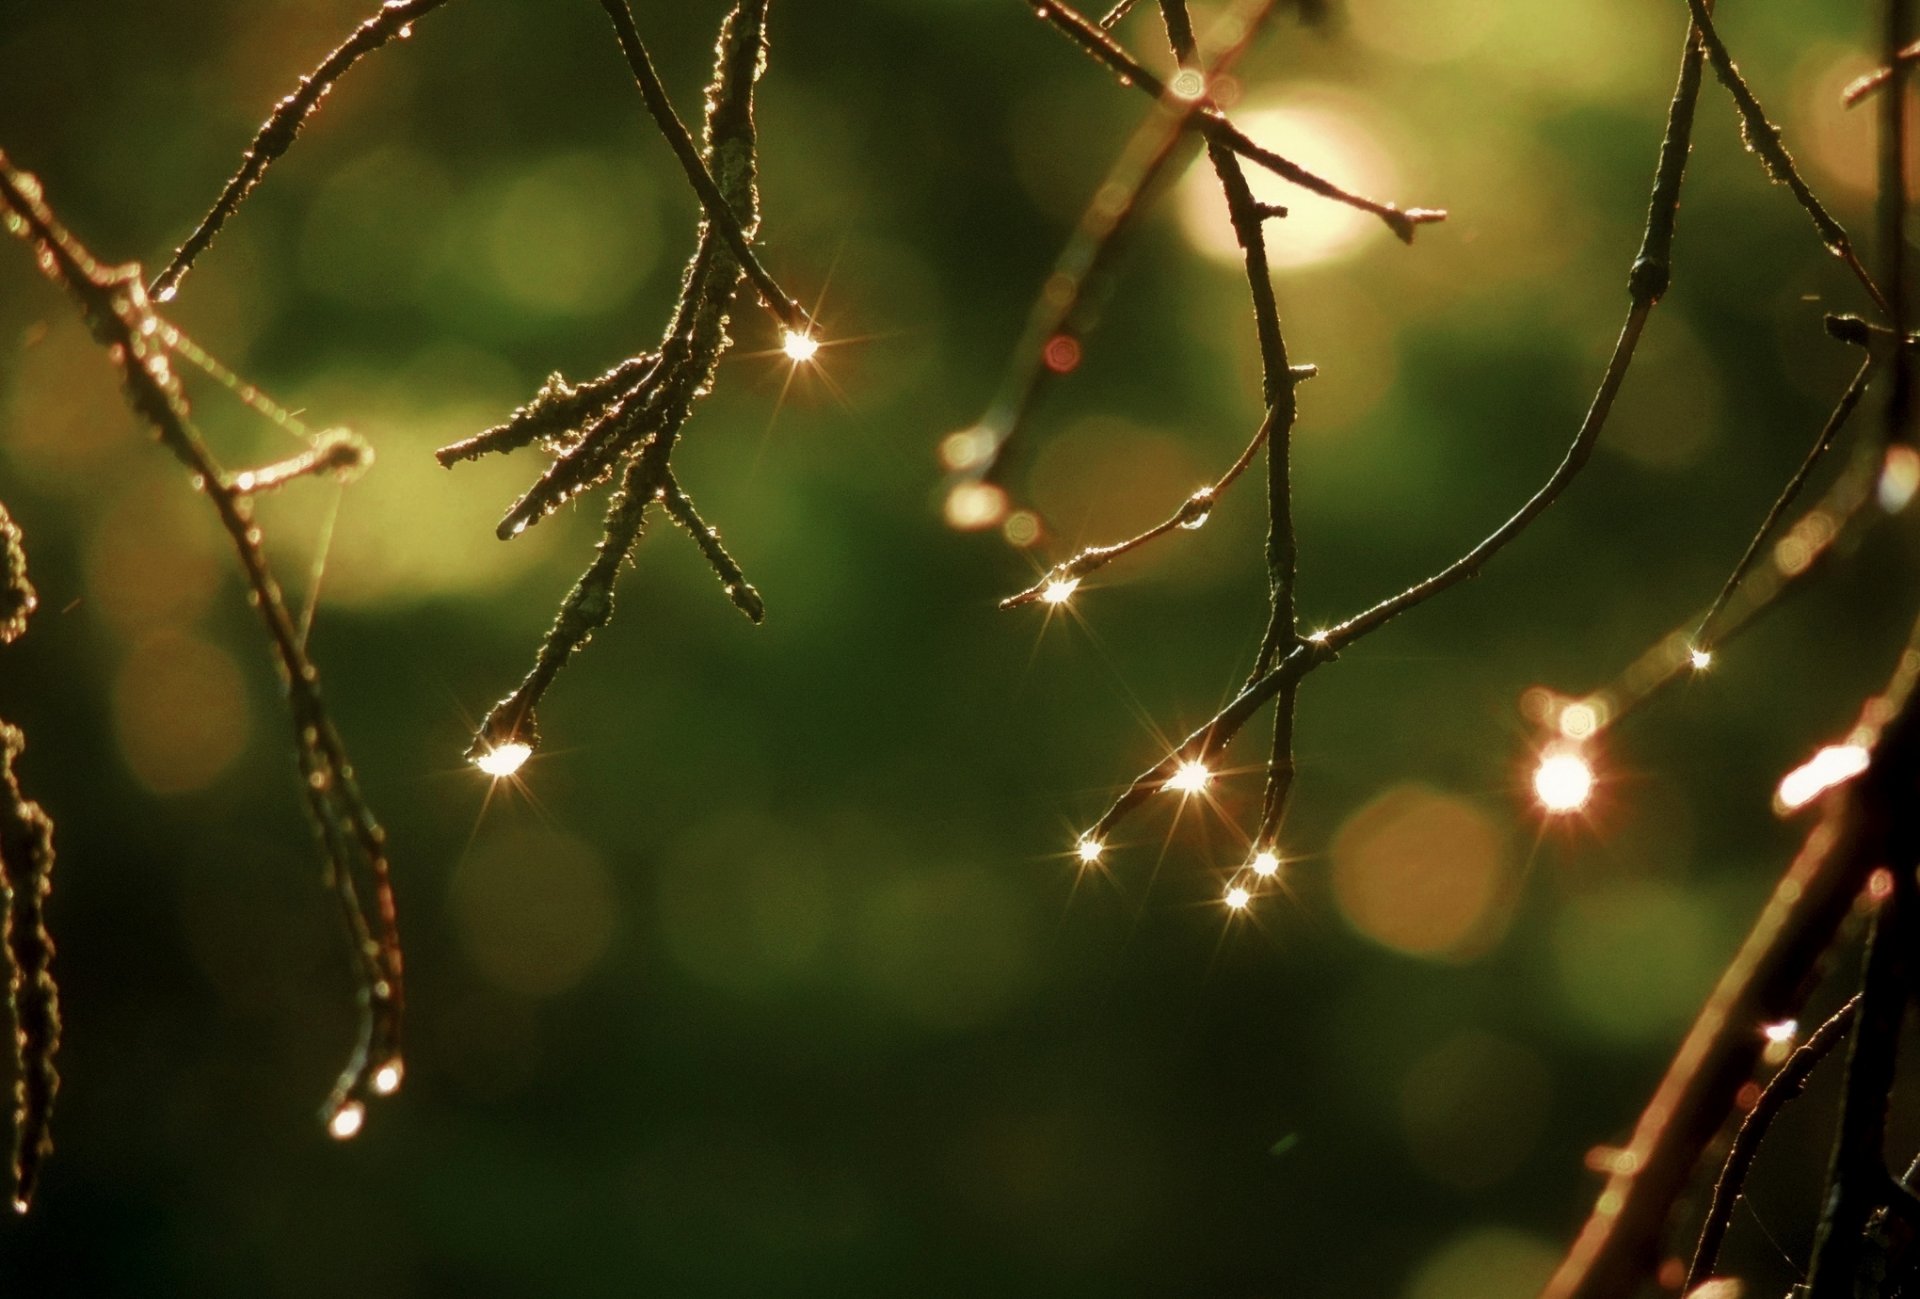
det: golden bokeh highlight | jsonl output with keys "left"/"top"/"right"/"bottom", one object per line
{"left": 85, "top": 472, "right": 222, "bottom": 633}
{"left": 112, "top": 629, "right": 252, "bottom": 795}
{"left": 451, "top": 827, "right": 617, "bottom": 999}
{"left": 1405, "top": 1227, "right": 1560, "bottom": 1299}
{"left": 1179, "top": 94, "right": 1397, "bottom": 271}
{"left": 1331, "top": 784, "right": 1510, "bottom": 961}
{"left": 3, "top": 315, "right": 140, "bottom": 492}
{"left": 482, "top": 152, "right": 658, "bottom": 317}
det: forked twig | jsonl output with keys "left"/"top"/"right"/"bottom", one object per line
{"left": 443, "top": 0, "right": 777, "bottom": 762}
{"left": 0, "top": 152, "right": 404, "bottom": 1136}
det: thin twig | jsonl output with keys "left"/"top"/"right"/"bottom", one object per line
{"left": 459, "top": 0, "right": 773, "bottom": 758}
{"left": 1686, "top": 995, "right": 1860, "bottom": 1291}
{"left": 1075, "top": 4, "right": 1704, "bottom": 857}
{"left": 999, "top": 383, "right": 1311, "bottom": 607}
{"left": 1695, "top": 353, "right": 1876, "bottom": 652}
{"left": 595, "top": 0, "right": 802, "bottom": 330}
{"left": 660, "top": 471, "right": 766, "bottom": 623}
{"left": 1843, "top": 40, "right": 1920, "bottom": 105}
{"left": 1023, "top": 0, "right": 1445, "bottom": 242}
{"left": 149, "top": 0, "right": 454, "bottom": 301}
{"left": 958, "top": 0, "right": 1278, "bottom": 490}
{"left": 1577, "top": 382, "right": 1884, "bottom": 735}
{"left": 1680, "top": 0, "right": 1890, "bottom": 316}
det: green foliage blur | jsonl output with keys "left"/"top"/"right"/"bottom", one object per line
{"left": 2, "top": 1, "right": 1918, "bottom": 1294}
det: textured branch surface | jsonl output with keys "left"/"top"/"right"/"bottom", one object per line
{"left": 150, "top": 0, "right": 455, "bottom": 300}
{"left": 0, "top": 507, "right": 56, "bottom": 1213}
{"left": 442, "top": 0, "right": 775, "bottom": 763}
{"left": 0, "top": 150, "right": 404, "bottom": 1134}
{"left": 0, "top": 724, "right": 56, "bottom": 1215}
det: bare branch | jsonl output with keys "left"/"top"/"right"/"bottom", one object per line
{"left": 595, "top": 0, "right": 803, "bottom": 330}
{"left": 1686, "top": 995, "right": 1859, "bottom": 1292}
{"left": 0, "top": 151, "right": 404, "bottom": 1135}
{"left": 149, "top": 0, "right": 454, "bottom": 301}
{"left": 1681, "top": 0, "right": 1890, "bottom": 316}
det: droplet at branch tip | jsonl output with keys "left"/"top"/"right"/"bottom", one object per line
{"left": 327, "top": 1101, "right": 366, "bottom": 1141}
{"left": 474, "top": 741, "right": 532, "bottom": 779}
{"left": 780, "top": 328, "right": 820, "bottom": 363}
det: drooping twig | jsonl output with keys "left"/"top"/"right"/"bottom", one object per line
{"left": 1072, "top": 13, "right": 1705, "bottom": 853}
{"left": 0, "top": 506, "right": 56, "bottom": 1213}
{"left": 0, "top": 151, "right": 404, "bottom": 1136}
{"left": 149, "top": 0, "right": 455, "bottom": 301}
{"left": 1570, "top": 364, "right": 1884, "bottom": 735}
{"left": 1694, "top": 351, "right": 1876, "bottom": 654}
{"left": 951, "top": 0, "right": 1279, "bottom": 493}
{"left": 1159, "top": 0, "right": 1305, "bottom": 851}
{"left": 998, "top": 384, "right": 1311, "bottom": 608}
{"left": 1680, "top": 0, "right": 1890, "bottom": 316}
{"left": 1685, "top": 995, "right": 1860, "bottom": 1291}
{"left": 1022, "top": 0, "right": 1446, "bottom": 243}
{"left": 444, "top": 0, "right": 775, "bottom": 762}
{"left": 0, "top": 723, "right": 56, "bottom": 1215}
{"left": 594, "top": 0, "right": 803, "bottom": 331}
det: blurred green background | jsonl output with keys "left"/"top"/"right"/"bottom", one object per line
{"left": 3, "top": 0, "right": 1919, "bottom": 1294}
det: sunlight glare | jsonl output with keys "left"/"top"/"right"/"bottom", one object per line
{"left": 1224, "top": 885, "right": 1252, "bottom": 911}
{"left": 1250, "top": 849, "right": 1282, "bottom": 879}
{"left": 1688, "top": 648, "right": 1712, "bottom": 671}
{"left": 1166, "top": 759, "right": 1213, "bottom": 795}
{"left": 1041, "top": 576, "right": 1079, "bottom": 605}
{"left": 1076, "top": 835, "right": 1104, "bottom": 865}
{"left": 1533, "top": 750, "right": 1594, "bottom": 814}
{"left": 474, "top": 741, "right": 533, "bottom": 779}
{"left": 781, "top": 328, "right": 820, "bottom": 363}
{"left": 372, "top": 1061, "right": 404, "bottom": 1096}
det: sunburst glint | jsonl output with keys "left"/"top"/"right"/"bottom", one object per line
{"left": 1777, "top": 743, "right": 1870, "bottom": 810}
{"left": 1076, "top": 835, "right": 1104, "bottom": 865}
{"left": 780, "top": 328, "right": 820, "bottom": 363}
{"left": 474, "top": 741, "right": 532, "bottom": 779}
{"left": 1250, "top": 849, "right": 1282, "bottom": 879}
{"left": 1041, "top": 576, "right": 1079, "bottom": 605}
{"left": 1224, "top": 884, "right": 1252, "bottom": 912}
{"left": 1688, "top": 648, "right": 1712, "bottom": 671}
{"left": 1533, "top": 750, "right": 1594, "bottom": 814}
{"left": 1166, "top": 759, "right": 1213, "bottom": 795}
{"left": 327, "top": 1101, "right": 366, "bottom": 1141}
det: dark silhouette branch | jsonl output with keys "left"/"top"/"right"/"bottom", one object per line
{"left": 1685, "top": 995, "right": 1859, "bottom": 1291}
